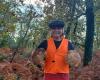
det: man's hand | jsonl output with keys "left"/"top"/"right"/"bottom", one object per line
{"left": 31, "top": 48, "right": 45, "bottom": 70}
{"left": 66, "top": 50, "right": 81, "bottom": 67}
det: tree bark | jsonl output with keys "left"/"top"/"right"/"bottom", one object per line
{"left": 83, "top": 0, "right": 94, "bottom": 66}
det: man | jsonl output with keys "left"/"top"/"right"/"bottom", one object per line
{"left": 32, "top": 20, "right": 81, "bottom": 80}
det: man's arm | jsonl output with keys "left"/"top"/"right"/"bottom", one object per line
{"left": 68, "top": 50, "right": 81, "bottom": 67}
{"left": 31, "top": 40, "right": 47, "bottom": 68}
{"left": 67, "top": 41, "right": 81, "bottom": 67}
{"left": 31, "top": 48, "right": 45, "bottom": 68}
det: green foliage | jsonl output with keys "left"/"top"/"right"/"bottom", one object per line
{"left": 0, "top": 75, "right": 3, "bottom": 80}
{"left": 94, "top": 0, "right": 100, "bottom": 49}
{"left": 0, "top": 0, "right": 99, "bottom": 51}
{"left": 0, "top": 54, "right": 7, "bottom": 61}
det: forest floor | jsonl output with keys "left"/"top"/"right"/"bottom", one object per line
{"left": 0, "top": 48, "right": 100, "bottom": 80}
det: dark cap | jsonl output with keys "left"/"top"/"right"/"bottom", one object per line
{"left": 48, "top": 20, "right": 64, "bottom": 29}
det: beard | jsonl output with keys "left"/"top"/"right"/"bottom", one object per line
{"left": 51, "top": 31, "right": 63, "bottom": 41}
{"left": 50, "top": 28, "right": 64, "bottom": 41}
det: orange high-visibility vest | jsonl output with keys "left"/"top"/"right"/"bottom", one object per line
{"left": 44, "top": 38, "right": 69, "bottom": 73}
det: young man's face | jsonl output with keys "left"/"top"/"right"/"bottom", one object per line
{"left": 50, "top": 28, "right": 64, "bottom": 40}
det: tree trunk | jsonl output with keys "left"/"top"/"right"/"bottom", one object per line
{"left": 83, "top": 0, "right": 94, "bottom": 66}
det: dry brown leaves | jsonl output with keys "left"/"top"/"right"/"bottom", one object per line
{"left": 77, "top": 50, "right": 100, "bottom": 80}
{"left": 1, "top": 62, "right": 32, "bottom": 80}
{"left": 0, "top": 60, "right": 43, "bottom": 80}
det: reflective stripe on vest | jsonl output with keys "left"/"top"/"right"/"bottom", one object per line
{"left": 44, "top": 38, "right": 69, "bottom": 73}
